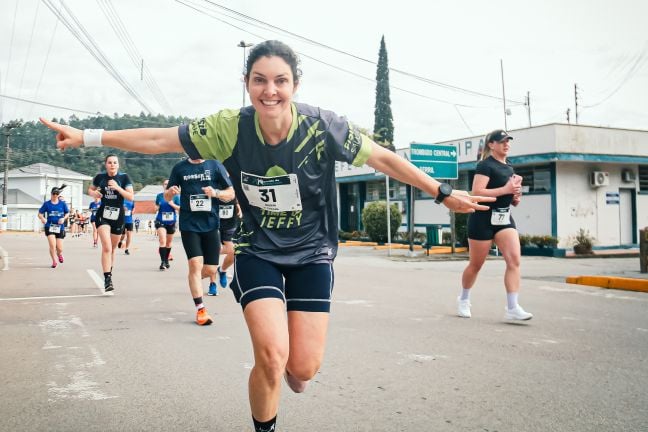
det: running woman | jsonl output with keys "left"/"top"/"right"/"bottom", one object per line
{"left": 209, "top": 197, "right": 241, "bottom": 296}
{"left": 38, "top": 186, "right": 70, "bottom": 268}
{"left": 154, "top": 179, "right": 180, "bottom": 270}
{"left": 88, "top": 196, "right": 101, "bottom": 247}
{"left": 89, "top": 154, "right": 134, "bottom": 293}
{"left": 166, "top": 157, "right": 234, "bottom": 325}
{"left": 458, "top": 129, "right": 532, "bottom": 321}
{"left": 118, "top": 199, "right": 135, "bottom": 255}
{"left": 41, "top": 39, "right": 493, "bottom": 432}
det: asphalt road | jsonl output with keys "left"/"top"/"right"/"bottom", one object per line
{"left": 1, "top": 232, "right": 647, "bottom": 432}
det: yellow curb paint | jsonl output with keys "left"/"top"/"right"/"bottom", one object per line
{"left": 566, "top": 275, "right": 648, "bottom": 293}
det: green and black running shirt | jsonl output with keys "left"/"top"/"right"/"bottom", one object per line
{"left": 178, "top": 102, "right": 373, "bottom": 265}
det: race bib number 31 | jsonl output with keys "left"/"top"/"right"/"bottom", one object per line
{"left": 241, "top": 172, "right": 302, "bottom": 212}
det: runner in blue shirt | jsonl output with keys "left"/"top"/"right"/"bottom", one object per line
{"left": 38, "top": 185, "right": 70, "bottom": 268}
{"left": 41, "top": 40, "right": 493, "bottom": 432}
{"left": 118, "top": 200, "right": 135, "bottom": 255}
{"left": 154, "top": 179, "right": 180, "bottom": 270}
{"left": 88, "top": 196, "right": 101, "bottom": 247}
{"left": 166, "top": 158, "right": 234, "bottom": 325}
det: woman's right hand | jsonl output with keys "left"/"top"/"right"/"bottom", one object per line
{"left": 506, "top": 177, "right": 522, "bottom": 195}
{"left": 39, "top": 117, "right": 83, "bottom": 150}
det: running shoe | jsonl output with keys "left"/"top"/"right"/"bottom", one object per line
{"left": 93, "top": 241, "right": 97, "bottom": 248}
{"left": 124, "top": 249, "right": 130, "bottom": 255}
{"left": 457, "top": 297, "right": 471, "bottom": 318}
{"left": 284, "top": 370, "right": 309, "bottom": 393}
{"left": 164, "top": 261, "right": 170, "bottom": 269}
{"left": 168, "top": 253, "right": 174, "bottom": 261}
{"left": 218, "top": 269, "right": 228, "bottom": 288}
{"left": 104, "top": 276, "right": 114, "bottom": 293}
{"left": 505, "top": 305, "right": 533, "bottom": 321}
{"left": 208, "top": 282, "right": 218, "bottom": 296}
{"left": 51, "top": 261, "right": 57, "bottom": 269}
{"left": 195, "top": 308, "right": 213, "bottom": 326}
{"left": 159, "top": 262, "right": 166, "bottom": 271}
{"left": 58, "top": 254, "right": 64, "bottom": 263}
{"left": 117, "top": 241, "right": 123, "bottom": 249}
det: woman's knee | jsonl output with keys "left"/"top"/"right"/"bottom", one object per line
{"left": 255, "top": 345, "right": 289, "bottom": 382}
{"left": 286, "top": 358, "right": 320, "bottom": 381}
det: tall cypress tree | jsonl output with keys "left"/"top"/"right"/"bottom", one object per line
{"left": 373, "top": 35, "right": 395, "bottom": 151}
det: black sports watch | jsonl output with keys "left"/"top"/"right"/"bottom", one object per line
{"left": 434, "top": 182, "right": 453, "bottom": 204}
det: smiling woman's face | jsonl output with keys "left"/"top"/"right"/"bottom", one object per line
{"left": 246, "top": 55, "right": 298, "bottom": 122}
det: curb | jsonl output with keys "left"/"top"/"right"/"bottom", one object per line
{"left": 566, "top": 275, "right": 648, "bottom": 293}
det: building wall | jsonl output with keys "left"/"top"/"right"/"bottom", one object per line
{"left": 511, "top": 194, "right": 552, "bottom": 237}
{"left": 9, "top": 177, "right": 86, "bottom": 211}
{"left": 556, "top": 162, "right": 641, "bottom": 248}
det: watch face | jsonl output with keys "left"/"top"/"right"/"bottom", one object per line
{"left": 439, "top": 183, "right": 452, "bottom": 196}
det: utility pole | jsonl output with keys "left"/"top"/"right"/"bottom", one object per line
{"left": 525, "top": 91, "right": 532, "bottom": 127}
{"left": 566, "top": 108, "right": 571, "bottom": 124}
{"left": 1, "top": 120, "right": 22, "bottom": 231}
{"left": 574, "top": 83, "right": 579, "bottom": 124}
{"left": 500, "top": 59, "right": 508, "bottom": 130}
{"left": 237, "top": 41, "right": 254, "bottom": 107}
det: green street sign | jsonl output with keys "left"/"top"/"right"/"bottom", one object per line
{"left": 410, "top": 143, "right": 458, "bottom": 179}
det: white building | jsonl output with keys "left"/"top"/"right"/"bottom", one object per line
{"left": 335, "top": 124, "right": 648, "bottom": 249}
{"left": 0, "top": 163, "right": 92, "bottom": 231}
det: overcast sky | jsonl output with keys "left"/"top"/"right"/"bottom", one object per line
{"left": 1, "top": 0, "right": 647, "bottom": 148}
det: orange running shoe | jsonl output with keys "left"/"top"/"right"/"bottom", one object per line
{"left": 196, "top": 308, "right": 213, "bottom": 326}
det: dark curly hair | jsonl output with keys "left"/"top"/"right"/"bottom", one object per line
{"left": 245, "top": 40, "right": 302, "bottom": 84}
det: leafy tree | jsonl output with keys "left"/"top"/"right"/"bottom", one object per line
{"left": 5, "top": 114, "right": 190, "bottom": 186}
{"left": 361, "top": 201, "right": 402, "bottom": 243}
{"left": 373, "top": 35, "right": 395, "bottom": 151}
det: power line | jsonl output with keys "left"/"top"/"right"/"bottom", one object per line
{"left": 175, "top": 0, "right": 504, "bottom": 110}
{"left": 184, "top": 0, "right": 524, "bottom": 105}
{"left": 96, "top": 0, "right": 174, "bottom": 113}
{"left": 0, "top": 93, "right": 182, "bottom": 126}
{"left": 583, "top": 43, "right": 648, "bottom": 109}
{"left": 28, "top": 0, "right": 61, "bottom": 120}
{"left": 41, "top": 0, "right": 155, "bottom": 114}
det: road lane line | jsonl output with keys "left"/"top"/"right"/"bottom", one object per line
{"left": 0, "top": 294, "right": 105, "bottom": 301}
{"left": 86, "top": 269, "right": 105, "bottom": 294}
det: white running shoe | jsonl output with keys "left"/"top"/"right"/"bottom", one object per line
{"left": 457, "top": 297, "right": 472, "bottom": 318}
{"left": 505, "top": 304, "right": 533, "bottom": 321}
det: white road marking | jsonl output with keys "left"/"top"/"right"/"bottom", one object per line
{"left": 0, "top": 294, "right": 106, "bottom": 301}
{"left": 0, "top": 269, "right": 108, "bottom": 301}
{"left": 39, "top": 304, "right": 116, "bottom": 402}
{"left": 86, "top": 269, "right": 105, "bottom": 294}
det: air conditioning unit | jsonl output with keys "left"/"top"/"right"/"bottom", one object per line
{"left": 622, "top": 169, "right": 636, "bottom": 183}
{"left": 590, "top": 171, "right": 610, "bottom": 187}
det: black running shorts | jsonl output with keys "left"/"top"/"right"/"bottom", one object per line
{"left": 231, "top": 254, "right": 334, "bottom": 312}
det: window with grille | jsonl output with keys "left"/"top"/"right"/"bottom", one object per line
{"left": 514, "top": 165, "right": 552, "bottom": 193}
{"left": 639, "top": 165, "right": 648, "bottom": 192}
